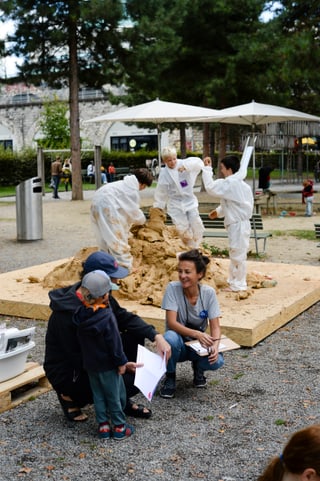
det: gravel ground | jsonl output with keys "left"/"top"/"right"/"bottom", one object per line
{"left": 1, "top": 306, "right": 319, "bottom": 481}
{"left": 0, "top": 190, "right": 320, "bottom": 480}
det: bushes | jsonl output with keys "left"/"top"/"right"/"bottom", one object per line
{"left": 0, "top": 147, "right": 318, "bottom": 187}
{"left": 0, "top": 148, "right": 162, "bottom": 186}
{"left": 0, "top": 148, "right": 38, "bottom": 186}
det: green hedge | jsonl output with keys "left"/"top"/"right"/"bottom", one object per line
{"left": 0, "top": 148, "right": 38, "bottom": 186}
{"left": 0, "top": 147, "right": 318, "bottom": 187}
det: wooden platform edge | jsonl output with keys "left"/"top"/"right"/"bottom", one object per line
{"left": 250, "top": 288, "right": 320, "bottom": 347}
{"left": 0, "top": 362, "right": 52, "bottom": 414}
{"left": 145, "top": 287, "right": 320, "bottom": 348}
{"left": 222, "top": 288, "right": 320, "bottom": 347}
{"left": 0, "top": 299, "right": 51, "bottom": 322}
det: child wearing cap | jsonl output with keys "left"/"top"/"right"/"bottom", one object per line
{"left": 74, "top": 270, "right": 134, "bottom": 440}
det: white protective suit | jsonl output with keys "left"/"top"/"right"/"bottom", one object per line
{"left": 202, "top": 163, "right": 254, "bottom": 291}
{"left": 90, "top": 175, "right": 146, "bottom": 270}
{"left": 153, "top": 157, "right": 204, "bottom": 248}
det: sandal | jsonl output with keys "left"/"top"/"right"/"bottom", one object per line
{"left": 58, "top": 394, "right": 88, "bottom": 422}
{"left": 124, "top": 401, "right": 152, "bottom": 419}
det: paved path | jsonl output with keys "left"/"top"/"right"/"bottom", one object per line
{"left": 1, "top": 185, "right": 319, "bottom": 274}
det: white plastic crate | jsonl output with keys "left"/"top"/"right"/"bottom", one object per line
{"left": 0, "top": 327, "right": 35, "bottom": 382}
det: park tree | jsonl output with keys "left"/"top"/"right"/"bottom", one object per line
{"left": 123, "top": 0, "right": 274, "bottom": 157}
{"left": 265, "top": 0, "right": 320, "bottom": 114}
{"left": 122, "top": 0, "right": 187, "bottom": 103}
{"left": 114, "top": 0, "right": 189, "bottom": 154}
{"left": 0, "top": 0, "right": 126, "bottom": 200}
{"left": 38, "top": 98, "right": 70, "bottom": 149}
{"left": 166, "top": 0, "right": 285, "bottom": 157}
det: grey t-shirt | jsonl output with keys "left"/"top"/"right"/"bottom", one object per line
{"left": 162, "top": 281, "right": 220, "bottom": 332}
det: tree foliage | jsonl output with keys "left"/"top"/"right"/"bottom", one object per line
{"left": 1, "top": 0, "right": 126, "bottom": 87}
{"left": 0, "top": 0, "right": 126, "bottom": 200}
{"left": 265, "top": 0, "right": 320, "bottom": 114}
{"left": 38, "top": 98, "right": 70, "bottom": 149}
{"left": 123, "top": 0, "right": 270, "bottom": 155}
{"left": 1, "top": 0, "right": 320, "bottom": 176}
{"left": 121, "top": 0, "right": 187, "bottom": 104}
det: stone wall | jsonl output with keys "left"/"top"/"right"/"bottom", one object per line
{"left": 0, "top": 96, "right": 115, "bottom": 151}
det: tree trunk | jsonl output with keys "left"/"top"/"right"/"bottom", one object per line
{"left": 202, "top": 123, "right": 210, "bottom": 157}
{"left": 180, "top": 125, "right": 186, "bottom": 158}
{"left": 217, "top": 124, "right": 228, "bottom": 178}
{"left": 199, "top": 123, "right": 211, "bottom": 191}
{"left": 69, "top": 7, "right": 83, "bottom": 201}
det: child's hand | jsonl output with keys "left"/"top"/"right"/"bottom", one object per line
{"left": 208, "top": 210, "right": 218, "bottom": 219}
{"left": 118, "top": 364, "right": 126, "bottom": 375}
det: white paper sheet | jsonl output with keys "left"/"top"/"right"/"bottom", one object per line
{"left": 185, "top": 336, "right": 240, "bottom": 354}
{"left": 134, "top": 344, "right": 166, "bottom": 401}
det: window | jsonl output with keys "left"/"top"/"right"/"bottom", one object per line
{"left": 110, "top": 135, "right": 158, "bottom": 152}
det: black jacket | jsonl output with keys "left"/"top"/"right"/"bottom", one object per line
{"left": 74, "top": 303, "right": 127, "bottom": 372}
{"left": 44, "top": 282, "right": 158, "bottom": 388}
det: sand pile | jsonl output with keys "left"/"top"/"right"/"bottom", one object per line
{"left": 41, "top": 207, "right": 275, "bottom": 306}
{"left": 42, "top": 246, "right": 98, "bottom": 289}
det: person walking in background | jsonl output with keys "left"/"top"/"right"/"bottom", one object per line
{"left": 74, "top": 270, "right": 134, "bottom": 440}
{"left": 51, "top": 156, "right": 62, "bottom": 199}
{"left": 257, "top": 424, "right": 320, "bottom": 481}
{"left": 202, "top": 155, "right": 253, "bottom": 292}
{"left": 160, "top": 249, "right": 224, "bottom": 399}
{"left": 302, "top": 179, "right": 314, "bottom": 217}
{"left": 153, "top": 146, "right": 204, "bottom": 248}
{"left": 61, "top": 158, "right": 72, "bottom": 192}
{"left": 90, "top": 168, "right": 153, "bottom": 271}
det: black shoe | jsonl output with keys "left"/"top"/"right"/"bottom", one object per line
{"left": 192, "top": 361, "right": 207, "bottom": 388}
{"left": 159, "top": 373, "right": 176, "bottom": 398}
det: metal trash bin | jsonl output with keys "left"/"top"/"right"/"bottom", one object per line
{"left": 16, "top": 177, "right": 43, "bottom": 241}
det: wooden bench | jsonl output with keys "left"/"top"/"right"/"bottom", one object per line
{"left": 81, "top": 169, "right": 89, "bottom": 182}
{"left": 315, "top": 224, "right": 320, "bottom": 248}
{"left": 200, "top": 213, "right": 272, "bottom": 255}
{"left": 143, "top": 210, "right": 271, "bottom": 255}
{"left": 115, "top": 166, "right": 131, "bottom": 180}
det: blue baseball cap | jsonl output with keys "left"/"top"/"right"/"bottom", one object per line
{"left": 83, "top": 251, "right": 129, "bottom": 279}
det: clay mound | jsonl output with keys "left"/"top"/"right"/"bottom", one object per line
{"left": 41, "top": 207, "right": 275, "bottom": 305}
{"left": 42, "top": 246, "right": 98, "bottom": 289}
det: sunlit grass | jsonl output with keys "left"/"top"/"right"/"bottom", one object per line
{"left": 271, "top": 229, "right": 316, "bottom": 240}
{"left": 0, "top": 182, "right": 97, "bottom": 198}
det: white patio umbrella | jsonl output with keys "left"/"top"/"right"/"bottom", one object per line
{"left": 192, "top": 100, "right": 320, "bottom": 125}
{"left": 85, "top": 98, "right": 219, "bottom": 163}
{"left": 190, "top": 100, "right": 320, "bottom": 191}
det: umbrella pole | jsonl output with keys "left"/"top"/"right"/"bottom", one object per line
{"left": 157, "top": 124, "right": 162, "bottom": 166}
{"left": 251, "top": 127, "right": 256, "bottom": 194}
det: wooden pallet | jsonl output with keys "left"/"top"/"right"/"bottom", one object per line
{"left": 0, "top": 362, "right": 52, "bottom": 414}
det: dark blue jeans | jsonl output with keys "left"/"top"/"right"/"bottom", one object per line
{"left": 164, "top": 329, "right": 224, "bottom": 374}
{"left": 52, "top": 175, "right": 60, "bottom": 198}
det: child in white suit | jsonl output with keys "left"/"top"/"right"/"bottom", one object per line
{"left": 153, "top": 146, "right": 204, "bottom": 248}
{"left": 90, "top": 168, "right": 153, "bottom": 271}
{"left": 202, "top": 155, "right": 253, "bottom": 292}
